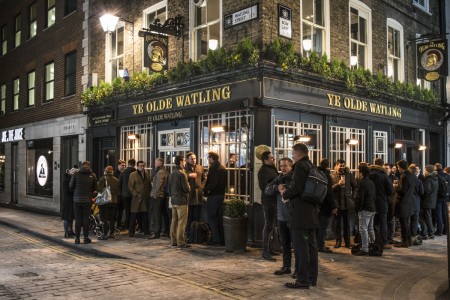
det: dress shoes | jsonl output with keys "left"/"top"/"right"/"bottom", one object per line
{"left": 345, "top": 243, "right": 353, "bottom": 249}
{"left": 84, "top": 237, "right": 92, "bottom": 244}
{"left": 274, "top": 267, "right": 291, "bottom": 275}
{"left": 178, "top": 244, "right": 191, "bottom": 248}
{"left": 148, "top": 234, "right": 160, "bottom": 240}
{"left": 262, "top": 252, "right": 276, "bottom": 261}
{"left": 128, "top": 233, "right": 135, "bottom": 238}
{"left": 353, "top": 250, "right": 368, "bottom": 256}
{"left": 98, "top": 235, "right": 108, "bottom": 240}
{"left": 285, "top": 282, "right": 310, "bottom": 289}
{"left": 318, "top": 247, "right": 333, "bottom": 253}
{"left": 171, "top": 243, "right": 177, "bottom": 247}
{"left": 309, "top": 281, "right": 317, "bottom": 287}
{"left": 394, "top": 241, "right": 409, "bottom": 248}
{"left": 428, "top": 235, "right": 435, "bottom": 239}
{"left": 334, "top": 241, "right": 342, "bottom": 248}
{"left": 75, "top": 238, "right": 80, "bottom": 244}
{"left": 270, "top": 249, "right": 280, "bottom": 256}
{"left": 383, "top": 244, "right": 392, "bottom": 249}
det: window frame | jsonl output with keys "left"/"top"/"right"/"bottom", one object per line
{"left": 1, "top": 25, "right": 7, "bottom": 55}
{"left": 415, "top": 33, "right": 431, "bottom": 90}
{"left": 29, "top": 2, "right": 37, "bottom": 39}
{"left": 300, "top": 0, "right": 330, "bottom": 58}
{"left": 44, "top": 62, "right": 55, "bottom": 102}
{"left": 47, "top": 0, "right": 56, "bottom": 28}
{"left": 14, "top": 14, "right": 21, "bottom": 48}
{"left": 349, "top": 0, "right": 372, "bottom": 71}
{"left": 386, "top": 18, "right": 404, "bottom": 82}
{"left": 0, "top": 84, "right": 5, "bottom": 115}
{"left": 13, "top": 78, "right": 19, "bottom": 111}
{"left": 413, "top": 0, "right": 430, "bottom": 13}
{"left": 65, "top": 51, "right": 76, "bottom": 96}
{"left": 28, "top": 70, "right": 35, "bottom": 107}
{"left": 105, "top": 25, "right": 125, "bottom": 83}
{"left": 189, "top": 0, "right": 222, "bottom": 62}
{"left": 65, "top": 0, "right": 77, "bottom": 16}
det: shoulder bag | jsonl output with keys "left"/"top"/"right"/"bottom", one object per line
{"left": 96, "top": 177, "right": 112, "bottom": 206}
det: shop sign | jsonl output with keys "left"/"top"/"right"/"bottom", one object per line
{"left": 147, "top": 111, "right": 183, "bottom": 122}
{"left": 417, "top": 39, "right": 448, "bottom": 82}
{"left": 90, "top": 112, "right": 113, "bottom": 126}
{"left": 1, "top": 128, "right": 24, "bottom": 142}
{"left": 37, "top": 155, "right": 48, "bottom": 186}
{"left": 224, "top": 4, "right": 258, "bottom": 29}
{"left": 278, "top": 5, "right": 292, "bottom": 39}
{"left": 143, "top": 34, "right": 168, "bottom": 73}
{"left": 131, "top": 85, "right": 231, "bottom": 116}
{"left": 327, "top": 93, "right": 402, "bottom": 119}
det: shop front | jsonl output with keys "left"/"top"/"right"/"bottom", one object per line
{"left": 87, "top": 70, "right": 443, "bottom": 246}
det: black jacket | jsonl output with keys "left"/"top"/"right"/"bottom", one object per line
{"left": 436, "top": 169, "right": 450, "bottom": 202}
{"left": 422, "top": 173, "right": 438, "bottom": 209}
{"left": 368, "top": 165, "right": 394, "bottom": 214}
{"left": 331, "top": 167, "right": 357, "bottom": 210}
{"left": 119, "top": 166, "right": 136, "bottom": 198}
{"left": 266, "top": 171, "right": 293, "bottom": 222}
{"left": 204, "top": 161, "right": 227, "bottom": 196}
{"left": 258, "top": 163, "right": 279, "bottom": 202}
{"left": 283, "top": 156, "right": 320, "bottom": 229}
{"left": 356, "top": 177, "right": 376, "bottom": 212}
{"left": 395, "top": 170, "right": 416, "bottom": 218}
{"left": 69, "top": 167, "right": 97, "bottom": 204}
{"left": 411, "top": 175, "right": 424, "bottom": 212}
{"left": 318, "top": 167, "right": 337, "bottom": 217}
{"left": 61, "top": 172, "right": 75, "bottom": 220}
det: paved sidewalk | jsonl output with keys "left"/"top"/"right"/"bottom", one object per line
{"left": 1, "top": 206, "right": 449, "bottom": 299}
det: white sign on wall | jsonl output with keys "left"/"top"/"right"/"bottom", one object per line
{"left": 278, "top": 5, "right": 292, "bottom": 39}
{"left": 37, "top": 155, "right": 48, "bottom": 186}
{"left": 1, "top": 128, "right": 24, "bottom": 142}
{"left": 224, "top": 4, "right": 259, "bottom": 29}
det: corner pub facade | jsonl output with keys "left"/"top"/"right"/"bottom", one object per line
{"left": 84, "top": 0, "right": 445, "bottom": 244}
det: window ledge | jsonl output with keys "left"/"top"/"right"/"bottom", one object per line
{"left": 412, "top": 3, "right": 432, "bottom": 16}
{"left": 42, "top": 100, "right": 54, "bottom": 105}
{"left": 25, "top": 105, "right": 35, "bottom": 110}
{"left": 61, "top": 94, "right": 76, "bottom": 101}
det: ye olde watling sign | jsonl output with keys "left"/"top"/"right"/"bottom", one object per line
{"left": 224, "top": 4, "right": 259, "bottom": 29}
{"left": 144, "top": 34, "right": 168, "bottom": 73}
{"left": 417, "top": 39, "right": 448, "bottom": 82}
{"left": 278, "top": 5, "right": 292, "bottom": 39}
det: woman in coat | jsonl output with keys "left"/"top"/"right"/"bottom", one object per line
{"left": 97, "top": 166, "right": 120, "bottom": 239}
{"left": 61, "top": 166, "right": 77, "bottom": 238}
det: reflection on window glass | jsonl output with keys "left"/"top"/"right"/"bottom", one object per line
{"left": 27, "top": 138, "right": 53, "bottom": 196}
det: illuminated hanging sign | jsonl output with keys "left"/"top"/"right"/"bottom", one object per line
{"left": 144, "top": 34, "right": 168, "bottom": 72}
{"left": 1, "top": 128, "right": 24, "bottom": 142}
{"left": 37, "top": 155, "right": 49, "bottom": 186}
{"left": 417, "top": 39, "right": 448, "bottom": 82}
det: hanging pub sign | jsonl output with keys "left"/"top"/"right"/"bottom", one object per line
{"left": 278, "top": 5, "right": 292, "bottom": 39}
{"left": 144, "top": 34, "right": 168, "bottom": 73}
{"left": 417, "top": 39, "right": 448, "bottom": 82}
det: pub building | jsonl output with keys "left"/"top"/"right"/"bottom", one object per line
{"left": 84, "top": 0, "right": 446, "bottom": 245}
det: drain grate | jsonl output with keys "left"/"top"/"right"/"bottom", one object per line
{"left": 14, "top": 272, "right": 39, "bottom": 278}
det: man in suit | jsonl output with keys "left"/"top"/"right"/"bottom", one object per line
{"left": 119, "top": 159, "right": 136, "bottom": 230}
{"left": 127, "top": 160, "right": 151, "bottom": 237}
{"left": 282, "top": 143, "right": 320, "bottom": 289}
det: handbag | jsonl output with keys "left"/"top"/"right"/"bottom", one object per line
{"left": 96, "top": 177, "right": 112, "bottom": 206}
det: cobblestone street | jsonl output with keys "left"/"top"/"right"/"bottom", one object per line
{"left": 0, "top": 207, "right": 449, "bottom": 299}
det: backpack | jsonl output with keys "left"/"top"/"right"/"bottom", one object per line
{"left": 299, "top": 160, "right": 328, "bottom": 205}
{"left": 437, "top": 174, "right": 448, "bottom": 198}
{"left": 190, "top": 221, "right": 211, "bottom": 244}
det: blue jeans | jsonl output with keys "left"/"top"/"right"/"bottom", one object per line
{"left": 358, "top": 210, "right": 375, "bottom": 252}
{"left": 207, "top": 195, "right": 224, "bottom": 243}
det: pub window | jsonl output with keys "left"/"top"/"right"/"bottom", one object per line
{"left": 144, "top": 1, "right": 167, "bottom": 32}
{"left": 29, "top": 2, "right": 37, "bottom": 39}
{"left": 105, "top": 25, "right": 124, "bottom": 82}
{"left": 28, "top": 70, "right": 35, "bottom": 107}
{"left": 0, "top": 144, "right": 4, "bottom": 191}
{"left": 1, "top": 25, "right": 7, "bottom": 55}
{"left": 274, "top": 120, "right": 322, "bottom": 165}
{"left": 301, "top": 0, "right": 329, "bottom": 57}
{"left": 120, "top": 124, "right": 153, "bottom": 170}
{"left": 14, "top": 14, "right": 21, "bottom": 48}
{"left": 373, "top": 131, "right": 388, "bottom": 164}
{"left": 13, "top": 78, "right": 19, "bottom": 111}
{"left": 65, "top": 51, "right": 76, "bottom": 96}
{"left": 199, "top": 110, "right": 252, "bottom": 202}
{"left": 65, "top": 0, "right": 77, "bottom": 16}
{"left": 45, "top": 62, "right": 54, "bottom": 102}
{"left": 47, "top": 0, "right": 56, "bottom": 28}
{"left": 191, "top": 0, "right": 221, "bottom": 61}
{"left": 413, "top": 0, "right": 429, "bottom": 13}
{"left": 330, "top": 126, "right": 365, "bottom": 174}
{"left": 27, "top": 138, "right": 53, "bottom": 197}
{"left": 349, "top": 0, "right": 371, "bottom": 71}
{"left": 387, "top": 19, "right": 404, "bottom": 82}
{"left": 0, "top": 84, "right": 5, "bottom": 115}
{"left": 158, "top": 128, "right": 190, "bottom": 174}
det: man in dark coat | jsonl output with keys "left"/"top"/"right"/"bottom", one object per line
{"left": 128, "top": 160, "right": 151, "bottom": 237}
{"left": 119, "top": 159, "right": 136, "bottom": 230}
{"left": 369, "top": 159, "right": 394, "bottom": 249}
{"left": 422, "top": 165, "right": 438, "bottom": 239}
{"left": 114, "top": 159, "right": 126, "bottom": 231}
{"left": 258, "top": 151, "right": 279, "bottom": 261}
{"left": 69, "top": 161, "right": 97, "bottom": 244}
{"left": 283, "top": 143, "right": 319, "bottom": 289}
{"left": 384, "top": 163, "right": 398, "bottom": 244}
{"left": 409, "top": 164, "right": 424, "bottom": 238}
{"left": 434, "top": 163, "right": 450, "bottom": 236}
{"left": 394, "top": 160, "right": 416, "bottom": 248}
{"left": 149, "top": 158, "right": 169, "bottom": 239}
{"left": 62, "top": 165, "right": 78, "bottom": 238}
{"left": 317, "top": 158, "right": 337, "bottom": 253}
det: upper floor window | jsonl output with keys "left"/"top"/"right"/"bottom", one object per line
{"left": 65, "top": 51, "right": 76, "bottom": 96}
{"left": 45, "top": 62, "right": 55, "bottom": 102}
{"left": 143, "top": 1, "right": 167, "bottom": 73}
{"left": 191, "top": 0, "right": 221, "bottom": 61}
{"left": 0, "top": 84, "right": 5, "bottom": 115}
{"left": 14, "top": 14, "right": 21, "bottom": 48}
{"left": 300, "top": 0, "right": 329, "bottom": 57}
{"left": 416, "top": 33, "right": 431, "bottom": 90}
{"left": 13, "top": 78, "right": 19, "bottom": 111}
{"left": 47, "top": 0, "right": 56, "bottom": 27}
{"left": 28, "top": 71, "right": 35, "bottom": 107}
{"left": 387, "top": 19, "right": 404, "bottom": 82}
{"left": 65, "top": 0, "right": 77, "bottom": 16}
{"left": 349, "top": 0, "right": 371, "bottom": 71}
{"left": 1, "top": 25, "right": 6, "bottom": 55}
{"left": 29, "top": 2, "right": 37, "bottom": 38}
{"left": 105, "top": 26, "right": 124, "bottom": 82}
{"left": 413, "top": 0, "right": 430, "bottom": 13}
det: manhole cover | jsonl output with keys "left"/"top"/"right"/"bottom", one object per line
{"left": 14, "top": 272, "right": 39, "bottom": 278}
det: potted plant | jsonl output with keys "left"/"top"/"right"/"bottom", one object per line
{"left": 223, "top": 198, "right": 248, "bottom": 252}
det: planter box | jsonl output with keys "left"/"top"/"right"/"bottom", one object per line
{"left": 223, "top": 215, "right": 248, "bottom": 252}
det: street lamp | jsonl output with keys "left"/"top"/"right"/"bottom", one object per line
{"left": 350, "top": 55, "right": 358, "bottom": 68}
{"left": 99, "top": 14, "right": 119, "bottom": 33}
{"left": 302, "top": 38, "right": 312, "bottom": 57}
{"left": 208, "top": 39, "right": 218, "bottom": 51}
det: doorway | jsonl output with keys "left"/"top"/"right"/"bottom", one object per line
{"left": 94, "top": 137, "right": 115, "bottom": 179}
{"left": 11, "top": 142, "right": 18, "bottom": 204}
{"left": 60, "top": 136, "right": 79, "bottom": 212}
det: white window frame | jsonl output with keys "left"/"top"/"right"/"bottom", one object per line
{"left": 330, "top": 126, "right": 365, "bottom": 174}
{"left": 29, "top": 2, "right": 37, "bottom": 39}
{"left": 28, "top": 71, "right": 35, "bottom": 107}
{"left": 387, "top": 18, "right": 404, "bottom": 82}
{"left": 189, "top": 0, "right": 222, "bottom": 61}
{"left": 1, "top": 25, "right": 7, "bottom": 55}
{"left": 413, "top": 0, "right": 430, "bottom": 14}
{"left": 157, "top": 127, "right": 190, "bottom": 174}
{"left": 45, "top": 62, "right": 54, "bottom": 102}
{"left": 13, "top": 78, "right": 19, "bottom": 111}
{"left": 300, "top": 0, "right": 330, "bottom": 58}
{"left": 105, "top": 24, "right": 125, "bottom": 83}
{"left": 14, "top": 14, "right": 21, "bottom": 48}
{"left": 0, "top": 84, "right": 5, "bottom": 115}
{"left": 120, "top": 124, "right": 153, "bottom": 170}
{"left": 47, "top": 0, "right": 56, "bottom": 28}
{"left": 349, "top": 0, "right": 372, "bottom": 71}
{"left": 415, "top": 33, "right": 431, "bottom": 90}
{"left": 373, "top": 131, "right": 388, "bottom": 164}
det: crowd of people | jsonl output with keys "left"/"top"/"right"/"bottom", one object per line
{"left": 258, "top": 143, "right": 450, "bottom": 289}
